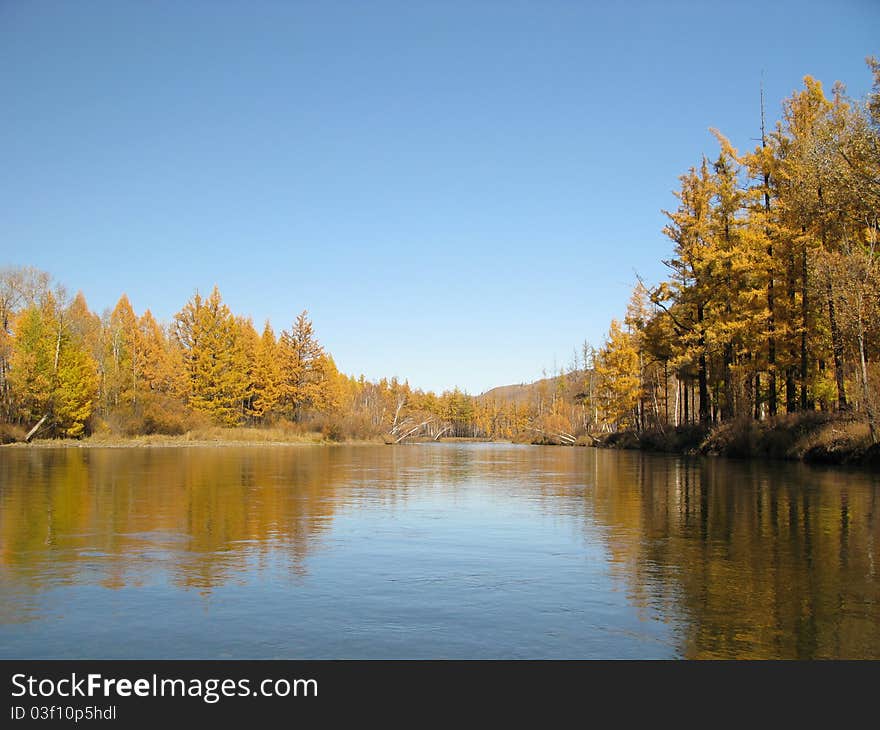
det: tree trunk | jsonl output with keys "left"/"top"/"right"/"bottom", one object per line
{"left": 674, "top": 376, "right": 680, "bottom": 427}
{"left": 683, "top": 377, "right": 689, "bottom": 425}
{"left": 763, "top": 134, "right": 777, "bottom": 417}
{"left": 25, "top": 415, "right": 49, "bottom": 442}
{"left": 786, "top": 249, "right": 798, "bottom": 413}
{"left": 664, "top": 361, "right": 669, "bottom": 426}
{"left": 722, "top": 342, "right": 734, "bottom": 421}
{"left": 800, "top": 237, "right": 809, "bottom": 410}
{"left": 754, "top": 372, "right": 762, "bottom": 420}
{"left": 858, "top": 330, "right": 877, "bottom": 444}
{"left": 697, "top": 303, "right": 709, "bottom": 425}
{"left": 826, "top": 277, "right": 848, "bottom": 410}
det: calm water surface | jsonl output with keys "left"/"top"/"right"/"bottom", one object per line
{"left": 1, "top": 443, "right": 878, "bottom": 658}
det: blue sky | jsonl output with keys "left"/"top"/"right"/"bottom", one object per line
{"left": 2, "top": 1, "right": 877, "bottom": 393}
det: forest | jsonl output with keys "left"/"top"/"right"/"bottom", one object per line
{"left": 1, "top": 60, "right": 878, "bottom": 455}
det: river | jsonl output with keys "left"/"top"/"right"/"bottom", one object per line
{"left": 1, "top": 443, "right": 877, "bottom": 658}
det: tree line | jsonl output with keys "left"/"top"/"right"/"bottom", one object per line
{"left": 584, "top": 60, "right": 880, "bottom": 443}
{"left": 0, "top": 271, "right": 493, "bottom": 441}
{"left": 1, "top": 60, "right": 877, "bottom": 445}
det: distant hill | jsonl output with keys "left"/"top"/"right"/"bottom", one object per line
{"left": 479, "top": 374, "right": 574, "bottom": 404}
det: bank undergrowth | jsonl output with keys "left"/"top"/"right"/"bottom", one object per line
{"left": 596, "top": 412, "right": 880, "bottom": 466}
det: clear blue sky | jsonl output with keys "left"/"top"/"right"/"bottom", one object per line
{"left": 2, "top": 1, "right": 877, "bottom": 394}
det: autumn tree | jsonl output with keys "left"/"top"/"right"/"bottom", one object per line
{"left": 278, "top": 311, "right": 326, "bottom": 421}
{"left": 595, "top": 319, "right": 641, "bottom": 430}
{"left": 234, "top": 316, "right": 260, "bottom": 423}
{"left": 138, "top": 309, "right": 177, "bottom": 395}
{"left": 251, "top": 321, "right": 282, "bottom": 421}
{"left": 9, "top": 291, "right": 99, "bottom": 438}
{"left": 171, "top": 287, "right": 249, "bottom": 425}
{"left": 0, "top": 266, "right": 51, "bottom": 422}
{"left": 657, "top": 159, "right": 715, "bottom": 425}
{"left": 102, "top": 294, "right": 142, "bottom": 412}
{"left": 771, "top": 76, "right": 836, "bottom": 411}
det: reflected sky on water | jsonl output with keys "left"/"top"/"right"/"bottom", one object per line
{"left": 1, "top": 444, "right": 877, "bottom": 658}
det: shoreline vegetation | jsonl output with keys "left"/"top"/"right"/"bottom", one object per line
{"left": 595, "top": 411, "right": 880, "bottom": 467}
{"left": 4, "top": 413, "right": 878, "bottom": 469}
{"left": 1, "top": 62, "right": 878, "bottom": 465}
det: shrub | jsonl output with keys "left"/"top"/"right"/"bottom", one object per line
{"left": 0, "top": 422, "right": 25, "bottom": 444}
{"left": 104, "top": 396, "right": 207, "bottom": 437}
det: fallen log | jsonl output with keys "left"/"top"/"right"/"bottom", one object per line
{"left": 25, "top": 415, "right": 49, "bottom": 442}
{"left": 394, "top": 418, "right": 433, "bottom": 443}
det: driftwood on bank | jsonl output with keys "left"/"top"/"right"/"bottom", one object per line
{"left": 385, "top": 418, "right": 459, "bottom": 444}
{"left": 25, "top": 415, "right": 49, "bottom": 442}
{"left": 394, "top": 418, "right": 434, "bottom": 443}
{"left": 527, "top": 426, "right": 577, "bottom": 445}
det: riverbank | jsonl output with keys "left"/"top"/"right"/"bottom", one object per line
{"left": 1, "top": 429, "right": 512, "bottom": 449}
{"left": 595, "top": 412, "right": 880, "bottom": 466}
{"left": 6, "top": 415, "right": 878, "bottom": 464}
{"left": 1, "top": 426, "right": 384, "bottom": 449}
